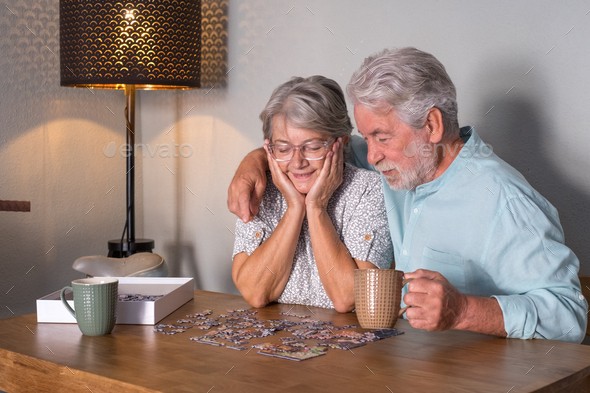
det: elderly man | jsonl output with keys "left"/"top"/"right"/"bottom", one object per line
{"left": 228, "top": 47, "right": 588, "bottom": 343}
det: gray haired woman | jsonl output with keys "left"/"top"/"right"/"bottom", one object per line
{"left": 231, "top": 76, "right": 393, "bottom": 312}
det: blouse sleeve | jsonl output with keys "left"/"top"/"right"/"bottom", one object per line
{"left": 341, "top": 171, "right": 394, "bottom": 269}
{"left": 231, "top": 185, "right": 275, "bottom": 259}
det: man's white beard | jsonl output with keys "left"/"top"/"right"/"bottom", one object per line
{"left": 374, "top": 138, "right": 438, "bottom": 191}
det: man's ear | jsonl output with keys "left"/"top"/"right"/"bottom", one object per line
{"left": 425, "top": 107, "right": 444, "bottom": 144}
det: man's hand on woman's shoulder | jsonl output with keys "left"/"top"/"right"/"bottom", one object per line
{"left": 227, "top": 147, "right": 268, "bottom": 223}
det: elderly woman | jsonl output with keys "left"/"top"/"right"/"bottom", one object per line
{"left": 231, "top": 76, "right": 393, "bottom": 312}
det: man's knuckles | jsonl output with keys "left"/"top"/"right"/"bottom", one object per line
{"left": 237, "top": 194, "right": 251, "bottom": 206}
{"left": 408, "top": 277, "right": 439, "bottom": 294}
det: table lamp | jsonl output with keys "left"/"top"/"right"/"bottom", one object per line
{"left": 60, "top": 0, "right": 201, "bottom": 257}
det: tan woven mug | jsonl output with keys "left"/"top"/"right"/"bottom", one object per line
{"left": 354, "top": 269, "right": 412, "bottom": 329}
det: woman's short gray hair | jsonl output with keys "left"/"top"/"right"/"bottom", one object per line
{"left": 260, "top": 75, "right": 353, "bottom": 159}
{"left": 346, "top": 47, "right": 459, "bottom": 138}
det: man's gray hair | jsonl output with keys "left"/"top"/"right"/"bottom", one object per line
{"left": 260, "top": 75, "right": 353, "bottom": 159}
{"left": 346, "top": 47, "right": 459, "bottom": 138}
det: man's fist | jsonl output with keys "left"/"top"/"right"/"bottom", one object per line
{"left": 402, "top": 269, "right": 468, "bottom": 331}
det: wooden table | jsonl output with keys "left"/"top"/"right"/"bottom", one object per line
{"left": 1, "top": 290, "right": 589, "bottom": 393}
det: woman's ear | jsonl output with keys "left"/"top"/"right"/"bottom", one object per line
{"left": 342, "top": 135, "right": 349, "bottom": 145}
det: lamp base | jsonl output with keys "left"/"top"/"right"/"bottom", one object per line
{"left": 107, "top": 239, "right": 155, "bottom": 258}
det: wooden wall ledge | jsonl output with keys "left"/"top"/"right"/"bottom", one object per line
{"left": 0, "top": 200, "right": 30, "bottom": 212}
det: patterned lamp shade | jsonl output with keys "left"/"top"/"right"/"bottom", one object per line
{"left": 60, "top": 0, "right": 201, "bottom": 90}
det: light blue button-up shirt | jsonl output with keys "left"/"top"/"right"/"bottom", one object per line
{"left": 349, "top": 126, "right": 588, "bottom": 343}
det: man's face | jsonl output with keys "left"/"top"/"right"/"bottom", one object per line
{"left": 354, "top": 104, "right": 437, "bottom": 190}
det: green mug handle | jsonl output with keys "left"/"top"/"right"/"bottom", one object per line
{"left": 60, "top": 286, "right": 76, "bottom": 319}
{"left": 398, "top": 278, "right": 414, "bottom": 317}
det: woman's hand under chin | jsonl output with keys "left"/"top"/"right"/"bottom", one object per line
{"left": 305, "top": 138, "right": 344, "bottom": 212}
{"left": 264, "top": 141, "right": 306, "bottom": 211}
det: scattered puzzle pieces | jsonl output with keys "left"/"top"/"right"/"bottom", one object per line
{"left": 256, "top": 342, "right": 328, "bottom": 361}
{"left": 157, "top": 307, "right": 404, "bottom": 359}
{"left": 317, "top": 339, "right": 367, "bottom": 350}
{"left": 186, "top": 309, "right": 213, "bottom": 319}
{"left": 190, "top": 337, "right": 225, "bottom": 346}
{"left": 226, "top": 345, "right": 248, "bottom": 351}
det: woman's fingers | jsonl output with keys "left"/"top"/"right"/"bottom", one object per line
{"left": 320, "top": 147, "right": 333, "bottom": 178}
{"left": 305, "top": 138, "right": 344, "bottom": 211}
{"left": 318, "top": 138, "right": 339, "bottom": 180}
{"left": 265, "top": 142, "right": 305, "bottom": 208}
{"left": 328, "top": 138, "right": 343, "bottom": 186}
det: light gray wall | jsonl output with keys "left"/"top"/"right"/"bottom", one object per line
{"left": 2, "top": 0, "right": 589, "bottom": 317}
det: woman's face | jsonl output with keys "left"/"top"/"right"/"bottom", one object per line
{"left": 271, "top": 120, "right": 332, "bottom": 195}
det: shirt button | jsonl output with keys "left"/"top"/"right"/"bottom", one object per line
{"left": 580, "top": 293, "right": 586, "bottom": 301}
{"left": 364, "top": 234, "right": 371, "bottom": 241}
{"left": 255, "top": 232, "right": 262, "bottom": 238}
{"left": 413, "top": 208, "right": 418, "bottom": 213}
{"left": 403, "top": 250, "right": 408, "bottom": 256}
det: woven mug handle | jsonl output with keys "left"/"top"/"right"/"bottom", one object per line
{"left": 398, "top": 278, "right": 414, "bottom": 317}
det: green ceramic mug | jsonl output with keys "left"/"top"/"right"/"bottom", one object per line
{"left": 60, "top": 277, "right": 118, "bottom": 336}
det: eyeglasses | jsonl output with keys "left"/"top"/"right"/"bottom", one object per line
{"left": 267, "top": 138, "right": 335, "bottom": 161}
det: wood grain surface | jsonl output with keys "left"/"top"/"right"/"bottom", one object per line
{"left": 0, "top": 290, "right": 589, "bottom": 393}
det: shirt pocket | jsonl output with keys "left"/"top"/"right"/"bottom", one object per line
{"left": 421, "top": 247, "right": 466, "bottom": 293}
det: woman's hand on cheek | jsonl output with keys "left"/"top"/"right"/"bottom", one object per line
{"left": 264, "top": 141, "right": 306, "bottom": 211}
{"left": 305, "top": 138, "right": 344, "bottom": 212}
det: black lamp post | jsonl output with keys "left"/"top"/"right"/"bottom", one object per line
{"left": 60, "top": 0, "right": 201, "bottom": 257}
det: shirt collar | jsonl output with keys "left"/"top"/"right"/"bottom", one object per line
{"left": 414, "top": 126, "right": 481, "bottom": 195}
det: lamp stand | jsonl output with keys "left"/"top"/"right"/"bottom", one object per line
{"left": 107, "top": 85, "right": 155, "bottom": 258}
